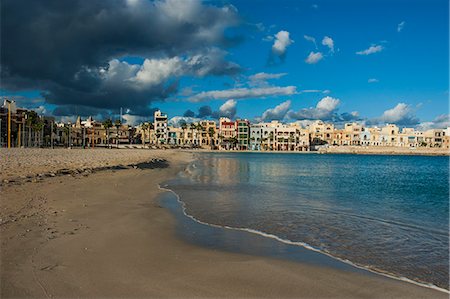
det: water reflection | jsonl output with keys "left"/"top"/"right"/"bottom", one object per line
{"left": 166, "top": 153, "right": 449, "bottom": 289}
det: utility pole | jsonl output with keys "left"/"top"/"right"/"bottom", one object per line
{"left": 22, "top": 119, "right": 25, "bottom": 147}
{"left": 68, "top": 125, "right": 71, "bottom": 148}
{"left": 18, "top": 124, "right": 21, "bottom": 147}
{"left": 51, "top": 121, "right": 54, "bottom": 149}
{"left": 82, "top": 127, "right": 86, "bottom": 148}
{"left": 7, "top": 101, "right": 11, "bottom": 148}
{"left": 92, "top": 127, "right": 94, "bottom": 148}
{"left": 41, "top": 119, "right": 44, "bottom": 147}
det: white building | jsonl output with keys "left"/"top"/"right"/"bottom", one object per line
{"left": 154, "top": 110, "right": 168, "bottom": 144}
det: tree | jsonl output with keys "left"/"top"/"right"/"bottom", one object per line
{"left": 141, "top": 123, "right": 149, "bottom": 146}
{"left": 114, "top": 119, "right": 122, "bottom": 147}
{"left": 102, "top": 118, "right": 113, "bottom": 146}
{"left": 208, "top": 127, "right": 216, "bottom": 149}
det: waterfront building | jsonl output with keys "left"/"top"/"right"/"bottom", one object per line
{"left": 249, "top": 123, "right": 263, "bottom": 151}
{"left": 219, "top": 117, "right": 236, "bottom": 150}
{"left": 424, "top": 129, "right": 445, "bottom": 147}
{"left": 167, "top": 127, "right": 183, "bottom": 145}
{"left": 154, "top": 110, "right": 168, "bottom": 144}
{"left": 344, "top": 123, "right": 362, "bottom": 145}
{"left": 236, "top": 119, "right": 250, "bottom": 150}
{"left": 360, "top": 128, "right": 371, "bottom": 146}
{"left": 199, "top": 120, "right": 218, "bottom": 149}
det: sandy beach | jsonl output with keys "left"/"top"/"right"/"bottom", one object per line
{"left": 1, "top": 148, "right": 447, "bottom": 298}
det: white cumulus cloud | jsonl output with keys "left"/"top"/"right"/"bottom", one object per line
{"left": 369, "top": 103, "right": 419, "bottom": 126}
{"left": 368, "top": 78, "right": 379, "bottom": 83}
{"left": 416, "top": 114, "right": 450, "bottom": 130}
{"left": 260, "top": 100, "right": 292, "bottom": 121}
{"left": 305, "top": 51, "right": 323, "bottom": 64}
{"left": 169, "top": 116, "right": 202, "bottom": 127}
{"left": 218, "top": 99, "right": 237, "bottom": 118}
{"left": 134, "top": 57, "right": 183, "bottom": 86}
{"left": 272, "top": 31, "right": 294, "bottom": 56}
{"left": 322, "top": 36, "right": 334, "bottom": 52}
{"left": 288, "top": 96, "right": 341, "bottom": 120}
{"left": 122, "top": 114, "right": 148, "bottom": 126}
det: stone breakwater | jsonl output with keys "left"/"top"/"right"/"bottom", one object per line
{"left": 0, "top": 148, "right": 172, "bottom": 184}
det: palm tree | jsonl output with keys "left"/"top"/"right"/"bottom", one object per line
{"left": 229, "top": 136, "right": 238, "bottom": 150}
{"left": 33, "top": 121, "right": 44, "bottom": 147}
{"left": 288, "top": 135, "right": 295, "bottom": 151}
{"left": 114, "top": 119, "right": 122, "bottom": 147}
{"left": 268, "top": 132, "right": 274, "bottom": 150}
{"left": 141, "top": 123, "right": 149, "bottom": 147}
{"left": 208, "top": 127, "right": 215, "bottom": 149}
{"left": 102, "top": 118, "right": 113, "bottom": 147}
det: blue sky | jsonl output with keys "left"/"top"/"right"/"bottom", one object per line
{"left": 1, "top": 0, "right": 448, "bottom": 128}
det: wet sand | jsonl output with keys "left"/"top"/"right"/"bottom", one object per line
{"left": 0, "top": 149, "right": 447, "bottom": 298}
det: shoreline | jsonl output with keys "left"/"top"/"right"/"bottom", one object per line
{"left": 160, "top": 184, "right": 449, "bottom": 294}
{"left": 196, "top": 147, "right": 450, "bottom": 156}
{"left": 1, "top": 149, "right": 447, "bottom": 298}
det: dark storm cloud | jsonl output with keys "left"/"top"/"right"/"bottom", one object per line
{"left": 197, "top": 105, "right": 214, "bottom": 118}
{"left": 1, "top": 0, "right": 242, "bottom": 116}
{"left": 182, "top": 100, "right": 237, "bottom": 120}
{"left": 183, "top": 109, "right": 196, "bottom": 117}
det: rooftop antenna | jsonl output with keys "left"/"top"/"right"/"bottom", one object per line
{"left": 120, "top": 107, "right": 122, "bottom": 123}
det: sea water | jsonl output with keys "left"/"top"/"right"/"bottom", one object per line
{"left": 165, "top": 153, "right": 449, "bottom": 290}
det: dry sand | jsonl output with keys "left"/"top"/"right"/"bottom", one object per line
{"left": 0, "top": 148, "right": 180, "bottom": 182}
{"left": 0, "top": 148, "right": 447, "bottom": 298}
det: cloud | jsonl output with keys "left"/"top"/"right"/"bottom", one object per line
{"left": 187, "top": 86, "right": 298, "bottom": 102}
{"left": 304, "top": 35, "right": 318, "bottom": 49}
{"left": 368, "top": 78, "right": 379, "bottom": 83}
{"left": 104, "top": 48, "right": 240, "bottom": 89}
{"left": 263, "top": 35, "right": 274, "bottom": 42}
{"left": 1, "top": 0, "right": 242, "bottom": 117}
{"left": 416, "top": 114, "right": 450, "bottom": 130}
{"left": 288, "top": 96, "right": 340, "bottom": 120}
{"left": 260, "top": 100, "right": 291, "bottom": 121}
{"left": 122, "top": 114, "right": 148, "bottom": 126}
{"left": 169, "top": 116, "right": 202, "bottom": 127}
{"left": 287, "top": 96, "right": 359, "bottom": 123}
{"left": 397, "top": 21, "right": 406, "bottom": 32}
{"left": 196, "top": 105, "right": 215, "bottom": 118}
{"left": 356, "top": 45, "right": 384, "bottom": 55}
{"left": 321, "top": 36, "right": 334, "bottom": 52}
{"left": 182, "top": 99, "right": 237, "bottom": 120}
{"left": 218, "top": 99, "right": 237, "bottom": 119}
{"left": 369, "top": 103, "right": 419, "bottom": 126}
{"left": 316, "top": 96, "right": 340, "bottom": 111}
{"left": 272, "top": 31, "right": 294, "bottom": 57}
{"left": 248, "top": 72, "right": 287, "bottom": 86}
{"left": 183, "top": 109, "right": 195, "bottom": 117}
{"left": 305, "top": 52, "right": 323, "bottom": 64}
